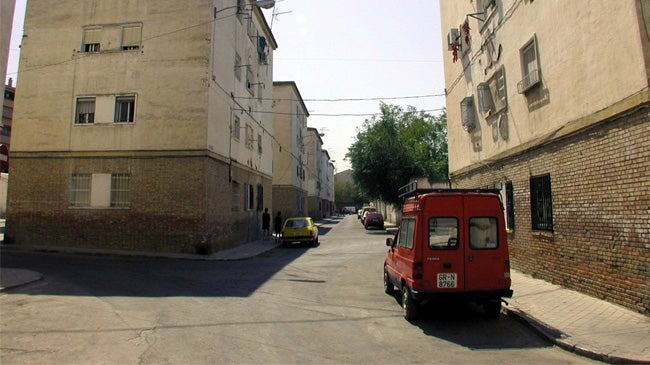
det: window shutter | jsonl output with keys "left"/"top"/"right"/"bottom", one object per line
{"left": 84, "top": 28, "right": 101, "bottom": 44}
{"left": 122, "top": 25, "right": 142, "bottom": 48}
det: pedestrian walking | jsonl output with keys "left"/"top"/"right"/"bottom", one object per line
{"left": 274, "top": 211, "right": 283, "bottom": 241}
{"left": 262, "top": 208, "right": 271, "bottom": 240}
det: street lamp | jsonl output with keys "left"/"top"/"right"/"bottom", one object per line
{"left": 214, "top": 0, "right": 276, "bottom": 18}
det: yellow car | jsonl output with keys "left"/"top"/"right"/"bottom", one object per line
{"left": 281, "top": 217, "right": 319, "bottom": 246}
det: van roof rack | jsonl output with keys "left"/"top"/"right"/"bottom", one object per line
{"left": 398, "top": 182, "right": 500, "bottom": 199}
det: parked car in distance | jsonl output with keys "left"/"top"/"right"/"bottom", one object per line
{"left": 384, "top": 188, "right": 512, "bottom": 321}
{"left": 281, "top": 217, "right": 319, "bottom": 247}
{"left": 364, "top": 212, "right": 385, "bottom": 230}
{"left": 359, "top": 206, "right": 377, "bottom": 222}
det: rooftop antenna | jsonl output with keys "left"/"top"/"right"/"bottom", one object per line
{"left": 270, "top": 4, "right": 292, "bottom": 29}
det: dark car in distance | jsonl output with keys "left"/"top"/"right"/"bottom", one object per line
{"left": 364, "top": 212, "right": 385, "bottom": 230}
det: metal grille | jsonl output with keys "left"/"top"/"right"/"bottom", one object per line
{"left": 70, "top": 174, "right": 91, "bottom": 206}
{"left": 530, "top": 174, "right": 553, "bottom": 231}
{"left": 110, "top": 174, "right": 131, "bottom": 207}
{"left": 506, "top": 181, "right": 515, "bottom": 230}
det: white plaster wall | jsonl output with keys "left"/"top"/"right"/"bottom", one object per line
{"left": 441, "top": 0, "right": 649, "bottom": 174}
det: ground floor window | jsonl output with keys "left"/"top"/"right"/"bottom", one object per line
{"left": 69, "top": 173, "right": 130, "bottom": 208}
{"left": 530, "top": 174, "right": 553, "bottom": 231}
{"left": 505, "top": 181, "right": 515, "bottom": 230}
{"left": 70, "top": 174, "right": 92, "bottom": 206}
{"left": 232, "top": 181, "right": 241, "bottom": 212}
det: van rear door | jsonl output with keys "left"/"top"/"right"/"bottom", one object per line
{"left": 421, "top": 195, "right": 465, "bottom": 292}
{"left": 463, "top": 195, "right": 509, "bottom": 291}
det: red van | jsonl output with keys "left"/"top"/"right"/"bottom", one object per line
{"left": 384, "top": 188, "right": 513, "bottom": 320}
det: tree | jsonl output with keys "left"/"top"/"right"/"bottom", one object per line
{"left": 346, "top": 103, "right": 448, "bottom": 207}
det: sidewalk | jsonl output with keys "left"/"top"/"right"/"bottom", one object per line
{"left": 2, "top": 237, "right": 649, "bottom": 363}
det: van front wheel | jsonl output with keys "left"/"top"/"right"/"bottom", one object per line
{"left": 402, "top": 287, "right": 418, "bottom": 321}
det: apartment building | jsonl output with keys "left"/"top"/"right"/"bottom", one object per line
{"left": 1, "top": 81, "right": 13, "bottom": 172}
{"left": 321, "top": 150, "right": 335, "bottom": 217}
{"left": 271, "top": 81, "right": 308, "bottom": 219}
{"left": 1, "top": 0, "right": 15, "bottom": 111}
{"left": 7, "top": 0, "right": 277, "bottom": 254}
{"left": 440, "top": 0, "right": 650, "bottom": 314}
{"left": 305, "top": 127, "right": 324, "bottom": 218}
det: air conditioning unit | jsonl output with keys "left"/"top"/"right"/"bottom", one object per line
{"left": 447, "top": 28, "right": 460, "bottom": 50}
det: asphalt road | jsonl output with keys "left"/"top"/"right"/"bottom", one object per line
{"left": 0, "top": 215, "right": 596, "bottom": 364}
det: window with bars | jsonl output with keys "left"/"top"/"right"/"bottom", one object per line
{"left": 231, "top": 181, "right": 241, "bottom": 212}
{"left": 246, "top": 184, "right": 254, "bottom": 211}
{"left": 70, "top": 174, "right": 91, "bottom": 207}
{"left": 114, "top": 96, "right": 135, "bottom": 123}
{"left": 505, "top": 181, "right": 515, "bottom": 230}
{"left": 76, "top": 98, "right": 95, "bottom": 124}
{"left": 121, "top": 25, "right": 141, "bottom": 50}
{"left": 110, "top": 174, "right": 131, "bottom": 207}
{"left": 82, "top": 28, "right": 101, "bottom": 52}
{"left": 530, "top": 174, "right": 553, "bottom": 231}
{"left": 69, "top": 173, "right": 130, "bottom": 208}
{"left": 256, "top": 184, "right": 263, "bottom": 211}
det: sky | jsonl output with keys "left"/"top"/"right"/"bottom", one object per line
{"left": 6, "top": 0, "right": 446, "bottom": 173}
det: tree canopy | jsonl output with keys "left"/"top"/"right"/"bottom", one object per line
{"left": 345, "top": 103, "right": 448, "bottom": 206}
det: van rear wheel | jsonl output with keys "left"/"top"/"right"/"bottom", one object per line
{"left": 402, "top": 287, "right": 418, "bottom": 321}
{"left": 484, "top": 300, "right": 502, "bottom": 318}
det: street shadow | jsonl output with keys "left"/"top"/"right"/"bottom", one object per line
{"left": 317, "top": 226, "right": 333, "bottom": 236}
{"left": 0, "top": 246, "right": 311, "bottom": 299}
{"left": 385, "top": 292, "right": 552, "bottom": 350}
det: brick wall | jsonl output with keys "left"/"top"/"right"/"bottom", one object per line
{"left": 272, "top": 186, "right": 306, "bottom": 219}
{"left": 6, "top": 156, "right": 271, "bottom": 254}
{"left": 451, "top": 106, "right": 650, "bottom": 314}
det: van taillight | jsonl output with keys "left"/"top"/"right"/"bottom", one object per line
{"left": 413, "top": 262, "right": 423, "bottom": 279}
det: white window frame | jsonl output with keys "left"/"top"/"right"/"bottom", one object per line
{"left": 114, "top": 95, "right": 136, "bottom": 123}
{"left": 517, "top": 35, "right": 541, "bottom": 94}
{"left": 75, "top": 97, "right": 96, "bottom": 124}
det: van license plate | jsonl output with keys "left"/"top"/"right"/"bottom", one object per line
{"left": 437, "top": 273, "right": 457, "bottom": 288}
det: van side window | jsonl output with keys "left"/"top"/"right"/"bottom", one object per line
{"left": 469, "top": 217, "right": 499, "bottom": 249}
{"left": 398, "top": 218, "right": 415, "bottom": 249}
{"left": 429, "top": 217, "right": 459, "bottom": 250}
